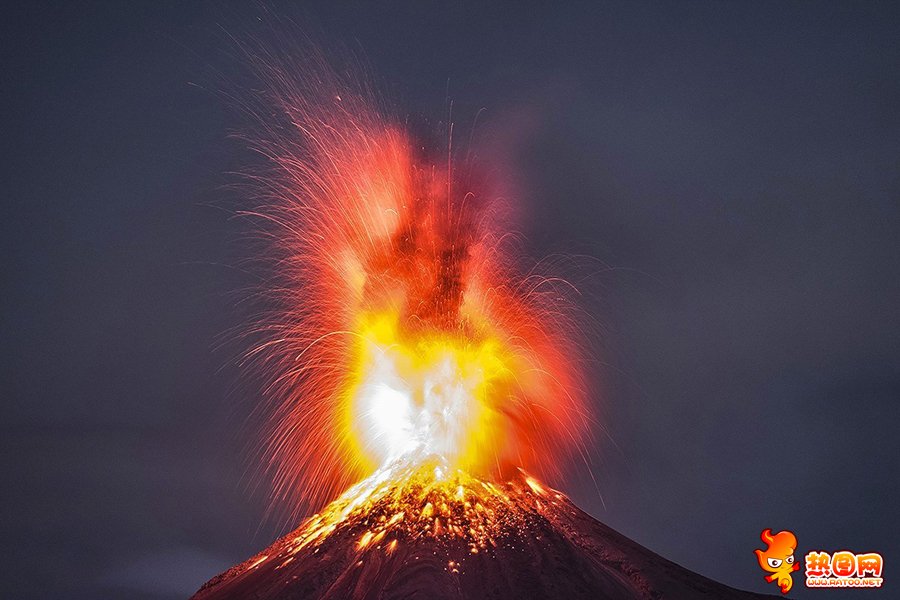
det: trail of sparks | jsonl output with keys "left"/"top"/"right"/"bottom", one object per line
{"left": 237, "top": 47, "right": 590, "bottom": 522}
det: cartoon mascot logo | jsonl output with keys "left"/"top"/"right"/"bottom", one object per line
{"left": 754, "top": 529, "right": 799, "bottom": 594}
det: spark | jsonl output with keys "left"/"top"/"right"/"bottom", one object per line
{"left": 238, "top": 47, "right": 591, "bottom": 524}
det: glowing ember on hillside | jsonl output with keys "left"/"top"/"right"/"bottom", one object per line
{"left": 192, "top": 463, "right": 774, "bottom": 600}
{"left": 239, "top": 50, "right": 589, "bottom": 519}
{"left": 291, "top": 460, "right": 551, "bottom": 558}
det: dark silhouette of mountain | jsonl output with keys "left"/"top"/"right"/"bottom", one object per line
{"left": 191, "top": 466, "right": 775, "bottom": 599}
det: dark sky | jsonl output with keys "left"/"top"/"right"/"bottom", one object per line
{"left": 3, "top": 2, "right": 899, "bottom": 598}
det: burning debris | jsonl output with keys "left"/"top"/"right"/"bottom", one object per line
{"left": 192, "top": 462, "right": 775, "bottom": 599}
{"left": 238, "top": 45, "right": 588, "bottom": 520}
{"left": 197, "top": 44, "right": 775, "bottom": 599}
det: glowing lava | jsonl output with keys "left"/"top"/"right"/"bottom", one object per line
{"left": 192, "top": 463, "right": 775, "bottom": 600}
{"left": 240, "top": 51, "right": 589, "bottom": 518}
{"left": 193, "top": 44, "right": 779, "bottom": 600}
{"left": 292, "top": 460, "right": 546, "bottom": 558}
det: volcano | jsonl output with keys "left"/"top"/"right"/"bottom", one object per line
{"left": 191, "top": 462, "right": 774, "bottom": 600}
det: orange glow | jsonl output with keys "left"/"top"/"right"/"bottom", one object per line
{"left": 287, "top": 461, "right": 563, "bottom": 557}
{"left": 241, "top": 53, "right": 590, "bottom": 520}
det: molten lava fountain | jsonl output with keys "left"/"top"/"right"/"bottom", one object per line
{"left": 192, "top": 54, "right": 775, "bottom": 600}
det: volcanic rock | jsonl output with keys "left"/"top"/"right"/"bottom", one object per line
{"left": 192, "top": 465, "right": 775, "bottom": 599}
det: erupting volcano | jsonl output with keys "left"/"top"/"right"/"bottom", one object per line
{"left": 193, "top": 48, "right": 775, "bottom": 599}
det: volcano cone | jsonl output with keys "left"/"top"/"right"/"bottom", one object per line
{"left": 192, "top": 466, "right": 774, "bottom": 600}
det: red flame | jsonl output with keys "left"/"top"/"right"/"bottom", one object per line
{"left": 238, "top": 51, "right": 590, "bottom": 518}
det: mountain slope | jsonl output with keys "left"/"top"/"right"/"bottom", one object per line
{"left": 191, "top": 465, "right": 775, "bottom": 599}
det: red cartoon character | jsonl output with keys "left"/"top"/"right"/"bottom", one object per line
{"left": 754, "top": 529, "right": 799, "bottom": 594}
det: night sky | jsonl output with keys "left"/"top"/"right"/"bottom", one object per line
{"left": 3, "top": 2, "right": 899, "bottom": 598}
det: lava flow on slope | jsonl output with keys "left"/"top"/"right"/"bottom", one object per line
{"left": 192, "top": 461, "right": 775, "bottom": 600}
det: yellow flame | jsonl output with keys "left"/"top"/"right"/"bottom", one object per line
{"left": 343, "top": 313, "right": 512, "bottom": 474}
